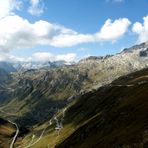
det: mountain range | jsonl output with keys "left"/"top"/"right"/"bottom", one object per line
{"left": 0, "top": 41, "right": 148, "bottom": 147}
{"left": 12, "top": 60, "right": 74, "bottom": 71}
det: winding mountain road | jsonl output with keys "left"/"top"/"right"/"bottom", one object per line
{"left": 0, "top": 109, "right": 19, "bottom": 148}
{"left": 24, "top": 127, "right": 46, "bottom": 148}
{"left": 8, "top": 120, "right": 19, "bottom": 148}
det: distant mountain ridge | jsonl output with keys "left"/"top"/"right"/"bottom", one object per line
{"left": 0, "top": 62, "right": 16, "bottom": 73}
{"left": 12, "top": 60, "right": 75, "bottom": 71}
{"left": 0, "top": 62, "right": 16, "bottom": 83}
{"left": 80, "top": 41, "right": 148, "bottom": 63}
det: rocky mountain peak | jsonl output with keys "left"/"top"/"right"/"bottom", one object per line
{"left": 79, "top": 55, "right": 113, "bottom": 64}
{"left": 122, "top": 41, "right": 148, "bottom": 53}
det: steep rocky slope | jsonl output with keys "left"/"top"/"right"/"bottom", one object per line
{"left": 0, "top": 68, "right": 90, "bottom": 127}
{"left": 56, "top": 68, "right": 148, "bottom": 148}
{"left": 78, "top": 41, "right": 148, "bottom": 88}
{"left": 57, "top": 69, "right": 148, "bottom": 148}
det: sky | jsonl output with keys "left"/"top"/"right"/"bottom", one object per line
{"left": 0, "top": 0, "right": 148, "bottom": 62}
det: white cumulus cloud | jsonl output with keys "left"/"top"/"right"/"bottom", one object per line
{"left": 0, "top": 53, "right": 32, "bottom": 62}
{"left": 33, "top": 52, "right": 76, "bottom": 62}
{"left": 132, "top": 15, "right": 148, "bottom": 43}
{"left": 0, "top": 52, "right": 77, "bottom": 62}
{"left": 96, "top": 18, "right": 131, "bottom": 42}
{"left": 0, "top": 0, "right": 21, "bottom": 19}
{"left": 33, "top": 52, "right": 54, "bottom": 61}
{"left": 56, "top": 53, "right": 76, "bottom": 62}
{"left": 0, "top": 15, "right": 131, "bottom": 52}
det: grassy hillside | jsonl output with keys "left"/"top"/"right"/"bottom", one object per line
{"left": 57, "top": 68, "right": 148, "bottom": 148}
{"left": 19, "top": 68, "right": 148, "bottom": 148}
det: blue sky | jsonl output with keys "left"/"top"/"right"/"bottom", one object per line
{"left": 0, "top": 0, "right": 148, "bottom": 62}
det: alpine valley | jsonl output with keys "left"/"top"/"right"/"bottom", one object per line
{"left": 0, "top": 41, "right": 148, "bottom": 148}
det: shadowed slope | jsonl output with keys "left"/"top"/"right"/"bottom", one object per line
{"left": 56, "top": 68, "right": 148, "bottom": 148}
